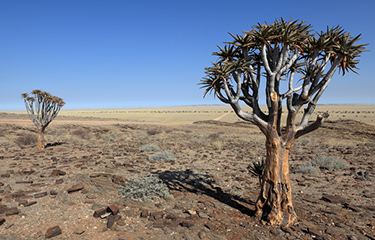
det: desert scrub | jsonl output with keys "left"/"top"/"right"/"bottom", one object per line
{"left": 311, "top": 155, "right": 349, "bottom": 170}
{"left": 140, "top": 144, "right": 160, "bottom": 152}
{"left": 118, "top": 174, "right": 171, "bottom": 202}
{"left": 293, "top": 162, "right": 318, "bottom": 174}
{"left": 15, "top": 133, "right": 37, "bottom": 146}
{"left": 148, "top": 151, "right": 176, "bottom": 162}
{"left": 71, "top": 128, "right": 91, "bottom": 139}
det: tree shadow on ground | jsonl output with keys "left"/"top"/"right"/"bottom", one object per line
{"left": 156, "top": 170, "right": 256, "bottom": 217}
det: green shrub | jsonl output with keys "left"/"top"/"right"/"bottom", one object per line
{"left": 118, "top": 174, "right": 171, "bottom": 202}
{"left": 140, "top": 144, "right": 160, "bottom": 152}
{"left": 148, "top": 151, "right": 176, "bottom": 162}
{"left": 311, "top": 155, "right": 349, "bottom": 170}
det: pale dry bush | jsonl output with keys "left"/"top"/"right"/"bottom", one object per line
{"left": 118, "top": 174, "right": 171, "bottom": 202}
{"left": 148, "top": 151, "right": 176, "bottom": 162}
{"left": 311, "top": 155, "right": 349, "bottom": 170}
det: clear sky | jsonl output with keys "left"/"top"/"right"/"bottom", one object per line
{"left": 1, "top": 0, "right": 374, "bottom": 110}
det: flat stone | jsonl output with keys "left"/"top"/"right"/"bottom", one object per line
{"left": 204, "top": 222, "right": 215, "bottom": 230}
{"left": 24, "top": 201, "right": 37, "bottom": 207}
{"left": 322, "top": 195, "right": 347, "bottom": 204}
{"left": 106, "top": 204, "right": 119, "bottom": 215}
{"left": 93, "top": 208, "right": 107, "bottom": 218}
{"left": 180, "top": 220, "right": 195, "bottom": 228}
{"left": 140, "top": 209, "right": 149, "bottom": 218}
{"left": 153, "top": 219, "right": 167, "bottom": 228}
{"left": 55, "top": 179, "right": 64, "bottom": 184}
{"left": 51, "top": 170, "right": 66, "bottom": 176}
{"left": 67, "top": 184, "right": 84, "bottom": 193}
{"left": 111, "top": 175, "right": 127, "bottom": 185}
{"left": 34, "top": 192, "right": 48, "bottom": 198}
{"left": 15, "top": 180, "right": 34, "bottom": 184}
{"left": 73, "top": 227, "right": 85, "bottom": 235}
{"left": 5, "top": 207, "right": 19, "bottom": 216}
{"left": 107, "top": 215, "right": 116, "bottom": 229}
{"left": 45, "top": 226, "right": 62, "bottom": 238}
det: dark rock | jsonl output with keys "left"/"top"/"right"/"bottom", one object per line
{"left": 45, "top": 226, "right": 62, "bottom": 238}
{"left": 34, "top": 192, "right": 48, "bottom": 198}
{"left": 140, "top": 209, "right": 149, "bottom": 218}
{"left": 67, "top": 184, "right": 84, "bottom": 193}
{"left": 111, "top": 175, "right": 127, "bottom": 185}
{"left": 107, "top": 215, "right": 116, "bottom": 229}
{"left": 322, "top": 195, "right": 347, "bottom": 204}
{"left": 15, "top": 180, "right": 33, "bottom": 184}
{"left": 153, "top": 219, "right": 167, "bottom": 228}
{"left": 1, "top": 173, "right": 10, "bottom": 178}
{"left": 50, "top": 190, "right": 58, "bottom": 196}
{"left": 344, "top": 203, "right": 361, "bottom": 212}
{"left": 51, "top": 170, "right": 66, "bottom": 176}
{"left": 55, "top": 179, "right": 64, "bottom": 184}
{"left": 180, "top": 220, "right": 194, "bottom": 228}
{"left": 107, "top": 205, "right": 119, "bottom": 215}
{"left": 5, "top": 208, "right": 19, "bottom": 216}
{"left": 204, "top": 222, "right": 215, "bottom": 230}
{"left": 93, "top": 208, "right": 107, "bottom": 218}
{"left": 0, "top": 218, "right": 5, "bottom": 226}
{"left": 24, "top": 201, "right": 37, "bottom": 207}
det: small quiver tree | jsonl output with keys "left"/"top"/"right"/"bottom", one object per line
{"left": 21, "top": 90, "right": 65, "bottom": 150}
{"left": 200, "top": 18, "right": 367, "bottom": 226}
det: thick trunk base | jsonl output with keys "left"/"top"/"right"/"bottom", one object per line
{"left": 255, "top": 180, "right": 296, "bottom": 226}
{"left": 255, "top": 137, "right": 296, "bottom": 226}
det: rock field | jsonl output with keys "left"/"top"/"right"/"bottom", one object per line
{"left": 0, "top": 116, "right": 374, "bottom": 240}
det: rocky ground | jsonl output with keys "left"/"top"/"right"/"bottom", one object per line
{"left": 0, "top": 115, "right": 374, "bottom": 240}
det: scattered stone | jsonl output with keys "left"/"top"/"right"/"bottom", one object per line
{"left": 153, "top": 219, "right": 167, "bottom": 228}
{"left": 344, "top": 203, "right": 361, "bottom": 212}
{"left": 50, "top": 190, "right": 58, "bottom": 196}
{"left": 111, "top": 175, "right": 127, "bottom": 185}
{"left": 45, "top": 226, "right": 62, "bottom": 238}
{"left": 140, "top": 209, "right": 149, "bottom": 218}
{"left": 93, "top": 208, "right": 107, "bottom": 218}
{"left": 107, "top": 205, "right": 120, "bottom": 215}
{"left": 34, "top": 192, "right": 48, "bottom": 198}
{"left": 55, "top": 179, "right": 64, "bottom": 184}
{"left": 51, "top": 170, "right": 66, "bottom": 176}
{"left": 107, "top": 215, "right": 116, "bottom": 229}
{"left": 24, "top": 201, "right": 37, "bottom": 207}
{"left": 15, "top": 180, "right": 34, "bottom": 184}
{"left": 73, "top": 228, "right": 85, "bottom": 235}
{"left": 181, "top": 220, "right": 195, "bottom": 228}
{"left": 204, "top": 222, "right": 215, "bottom": 230}
{"left": 322, "top": 195, "right": 347, "bottom": 204}
{"left": 67, "top": 184, "right": 84, "bottom": 193}
{"left": 5, "top": 207, "right": 19, "bottom": 216}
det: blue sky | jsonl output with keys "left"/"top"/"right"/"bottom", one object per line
{"left": 1, "top": 0, "right": 374, "bottom": 110}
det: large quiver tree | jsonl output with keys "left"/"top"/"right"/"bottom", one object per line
{"left": 22, "top": 89, "right": 65, "bottom": 150}
{"left": 200, "top": 18, "right": 367, "bottom": 226}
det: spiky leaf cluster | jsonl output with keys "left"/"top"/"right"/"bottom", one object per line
{"left": 22, "top": 89, "right": 65, "bottom": 128}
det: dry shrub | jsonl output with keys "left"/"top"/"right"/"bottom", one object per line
{"left": 148, "top": 151, "right": 176, "bottom": 162}
{"left": 15, "top": 133, "right": 37, "bottom": 146}
{"left": 147, "top": 128, "right": 162, "bottom": 135}
{"left": 311, "top": 155, "right": 349, "bottom": 170}
{"left": 118, "top": 174, "right": 171, "bottom": 202}
{"left": 71, "top": 128, "right": 90, "bottom": 139}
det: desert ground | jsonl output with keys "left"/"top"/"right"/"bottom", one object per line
{"left": 0, "top": 105, "right": 374, "bottom": 240}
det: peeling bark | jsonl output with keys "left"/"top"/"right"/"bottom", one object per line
{"left": 255, "top": 136, "right": 296, "bottom": 226}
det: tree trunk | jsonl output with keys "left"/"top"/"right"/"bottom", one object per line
{"left": 255, "top": 136, "right": 296, "bottom": 226}
{"left": 37, "top": 127, "right": 45, "bottom": 150}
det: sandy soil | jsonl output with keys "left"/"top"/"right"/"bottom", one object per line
{"left": 0, "top": 108, "right": 374, "bottom": 239}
